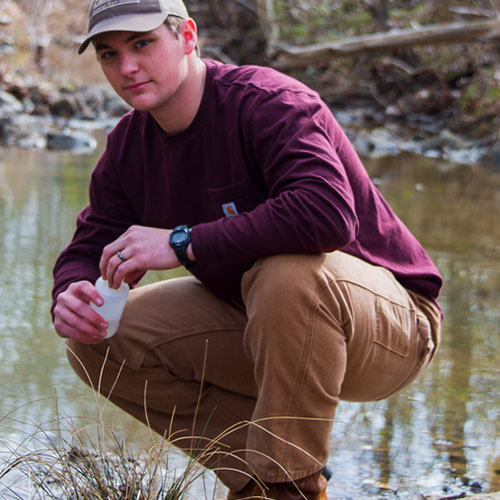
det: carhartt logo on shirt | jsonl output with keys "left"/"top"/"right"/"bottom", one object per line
{"left": 222, "top": 202, "right": 238, "bottom": 217}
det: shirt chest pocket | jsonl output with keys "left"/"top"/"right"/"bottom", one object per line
{"left": 208, "top": 178, "right": 267, "bottom": 220}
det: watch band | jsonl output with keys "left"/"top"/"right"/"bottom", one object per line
{"left": 169, "top": 224, "right": 196, "bottom": 269}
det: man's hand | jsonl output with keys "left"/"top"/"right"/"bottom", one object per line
{"left": 53, "top": 281, "right": 108, "bottom": 344}
{"left": 99, "top": 225, "right": 189, "bottom": 289}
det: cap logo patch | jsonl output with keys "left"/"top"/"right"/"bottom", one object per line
{"left": 92, "top": 0, "right": 141, "bottom": 16}
{"left": 222, "top": 202, "right": 239, "bottom": 217}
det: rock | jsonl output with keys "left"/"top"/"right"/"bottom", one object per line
{"left": 424, "top": 492, "right": 500, "bottom": 499}
{"left": 17, "top": 132, "right": 47, "bottom": 149}
{"left": 351, "top": 127, "right": 402, "bottom": 157}
{"left": 361, "top": 478, "right": 397, "bottom": 494}
{"left": 0, "top": 117, "right": 16, "bottom": 145}
{"left": 0, "top": 15, "right": 12, "bottom": 25}
{"left": 102, "top": 92, "right": 131, "bottom": 117}
{"left": 48, "top": 95, "right": 81, "bottom": 118}
{"left": 46, "top": 130, "right": 97, "bottom": 152}
{"left": 0, "top": 35, "right": 15, "bottom": 54}
{"left": 478, "top": 145, "right": 500, "bottom": 173}
{"left": 0, "top": 114, "right": 48, "bottom": 149}
{"left": 0, "top": 89, "right": 24, "bottom": 113}
{"left": 428, "top": 129, "right": 473, "bottom": 151}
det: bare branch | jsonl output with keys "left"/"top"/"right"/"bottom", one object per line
{"left": 272, "top": 18, "right": 500, "bottom": 69}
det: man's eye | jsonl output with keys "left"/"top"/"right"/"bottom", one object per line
{"left": 136, "top": 39, "right": 152, "bottom": 48}
{"left": 99, "top": 51, "right": 116, "bottom": 60}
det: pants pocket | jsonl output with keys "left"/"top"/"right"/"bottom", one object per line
{"left": 374, "top": 303, "right": 435, "bottom": 399}
{"left": 373, "top": 297, "right": 413, "bottom": 374}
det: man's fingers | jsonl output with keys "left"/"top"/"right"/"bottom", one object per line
{"left": 66, "top": 280, "right": 102, "bottom": 306}
{"left": 100, "top": 229, "right": 133, "bottom": 279}
{"left": 54, "top": 313, "right": 106, "bottom": 344}
{"left": 53, "top": 280, "right": 108, "bottom": 344}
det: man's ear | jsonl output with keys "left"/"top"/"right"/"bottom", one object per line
{"left": 182, "top": 18, "right": 198, "bottom": 55}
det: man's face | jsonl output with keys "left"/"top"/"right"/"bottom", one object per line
{"left": 94, "top": 24, "right": 189, "bottom": 113}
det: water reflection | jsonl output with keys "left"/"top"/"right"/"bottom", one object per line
{"left": 0, "top": 145, "right": 498, "bottom": 499}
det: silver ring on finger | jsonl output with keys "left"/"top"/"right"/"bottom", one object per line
{"left": 116, "top": 250, "right": 127, "bottom": 263}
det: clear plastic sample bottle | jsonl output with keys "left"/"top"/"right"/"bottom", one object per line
{"left": 90, "top": 277, "right": 129, "bottom": 338}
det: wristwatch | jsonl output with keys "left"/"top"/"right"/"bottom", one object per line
{"left": 169, "top": 224, "right": 196, "bottom": 269}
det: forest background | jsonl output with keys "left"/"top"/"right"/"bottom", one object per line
{"left": 0, "top": 0, "right": 499, "bottom": 161}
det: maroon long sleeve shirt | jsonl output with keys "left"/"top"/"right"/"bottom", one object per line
{"left": 52, "top": 59, "right": 442, "bottom": 310}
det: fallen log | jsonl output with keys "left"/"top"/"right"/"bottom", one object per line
{"left": 272, "top": 18, "right": 500, "bottom": 69}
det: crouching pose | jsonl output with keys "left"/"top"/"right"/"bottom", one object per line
{"left": 52, "top": 1, "right": 443, "bottom": 498}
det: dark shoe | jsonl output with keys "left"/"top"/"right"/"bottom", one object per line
{"left": 225, "top": 465, "right": 331, "bottom": 500}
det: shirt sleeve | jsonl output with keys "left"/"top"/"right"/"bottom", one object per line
{"left": 51, "top": 137, "right": 140, "bottom": 313}
{"left": 191, "top": 89, "right": 359, "bottom": 264}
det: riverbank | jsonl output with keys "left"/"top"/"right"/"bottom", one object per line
{"left": 1, "top": 0, "right": 499, "bottom": 167}
{"left": 1, "top": 63, "right": 499, "bottom": 170}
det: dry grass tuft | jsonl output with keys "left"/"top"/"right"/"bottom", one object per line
{"left": 0, "top": 346, "right": 326, "bottom": 499}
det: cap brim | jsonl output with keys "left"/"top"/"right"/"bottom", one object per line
{"left": 78, "top": 12, "right": 169, "bottom": 54}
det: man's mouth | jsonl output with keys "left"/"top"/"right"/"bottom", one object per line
{"left": 124, "top": 81, "right": 150, "bottom": 92}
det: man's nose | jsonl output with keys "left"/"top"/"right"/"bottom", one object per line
{"left": 119, "top": 53, "right": 139, "bottom": 75}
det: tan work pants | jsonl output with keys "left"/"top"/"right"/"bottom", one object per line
{"left": 66, "top": 251, "right": 441, "bottom": 492}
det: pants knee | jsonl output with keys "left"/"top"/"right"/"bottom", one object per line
{"left": 241, "top": 254, "right": 327, "bottom": 311}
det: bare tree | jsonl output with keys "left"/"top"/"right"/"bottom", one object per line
{"left": 17, "top": 0, "right": 58, "bottom": 72}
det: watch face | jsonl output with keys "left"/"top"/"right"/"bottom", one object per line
{"left": 171, "top": 231, "right": 187, "bottom": 244}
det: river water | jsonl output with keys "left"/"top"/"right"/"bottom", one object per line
{"left": 0, "top": 135, "right": 499, "bottom": 499}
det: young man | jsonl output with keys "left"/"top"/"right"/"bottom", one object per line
{"left": 52, "top": 0, "right": 443, "bottom": 498}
